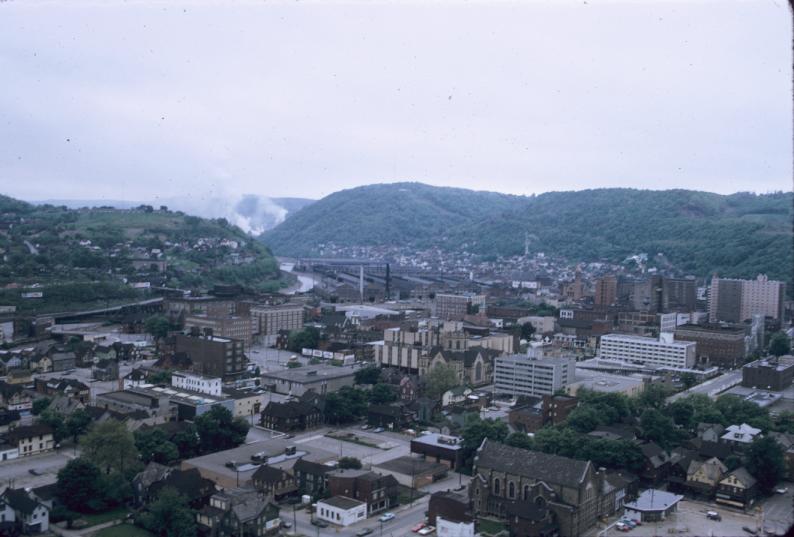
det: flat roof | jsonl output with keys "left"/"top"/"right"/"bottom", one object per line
{"left": 262, "top": 365, "right": 356, "bottom": 384}
{"left": 319, "top": 496, "right": 366, "bottom": 510}
{"left": 375, "top": 456, "right": 447, "bottom": 476}
{"left": 625, "top": 489, "right": 683, "bottom": 512}
{"left": 411, "top": 433, "right": 462, "bottom": 451}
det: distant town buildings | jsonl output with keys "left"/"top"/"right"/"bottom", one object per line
{"left": 598, "top": 333, "right": 696, "bottom": 369}
{"left": 709, "top": 274, "right": 785, "bottom": 323}
{"left": 493, "top": 354, "right": 575, "bottom": 398}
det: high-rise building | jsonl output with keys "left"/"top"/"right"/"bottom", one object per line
{"left": 250, "top": 303, "right": 304, "bottom": 339}
{"left": 598, "top": 333, "right": 696, "bottom": 369}
{"left": 662, "top": 278, "right": 697, "bottom": 312}
{"left": 184, "top": 314, "right": 252, "bottom": 346}
{"left": 594, "top": 275, "right": 617, "bottom": 306}
{"left": 434, "top": 294, "right": 486, "bottom": 320}
{"left": 175, "top": 333, "right": 247, "bottom": 381}
{"left": 493, "top": 354, "right": 575, "bottom": 397}
{"left": 708, "top": 275, "right": 785, "bottom": 323}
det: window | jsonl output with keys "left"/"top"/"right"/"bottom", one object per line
{"left": 508, "top": 482, "right": 515, "bottom": 499}
{"left": 523, "top": 485, "right": 530, "bottom": 500}
{"left": 493, "top": 478, "right": 501, "bottom": 495}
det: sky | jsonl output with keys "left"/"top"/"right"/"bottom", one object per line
{"left": 0, "top": 0, "right": 791, "bottom": 205}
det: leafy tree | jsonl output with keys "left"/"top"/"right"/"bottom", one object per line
{"left": 354, "top": 366, "right": 382, "bottom": 385}
{"left": 338, "top": 457, "right": 363, "bottom": 470}
{"left": 135, "top": 428, "right": 180, "bottom": 464}
{"left": 324, "top": 387, "right": 369, "bottom": 425}
{"left": 81, "top": 420, "right": 141, "bottom": 474}
{"left": 680, "top": 372, "right": 698, "bottom": 390}
{"left": 32, "top": 397, "right": 51, "bottom": 416}
{"left": 425, "top": 363, "right": 459, "bottom": 399}
{"left": 636, "top": 384, "right": 670, "bottom": 411}
{"left": 137, "top": 487, "right": 198, "bottom": 537}
{"left": 144, "top": 315, "right": 173, "bottom": 339}
{"left": 38, "top": 409, "right": 68, "bottom": 443}
{"left": 369, "top": 383, "right": 398, "bottom": 405}
{"left": 746, "top": 436, "right": 785, "bottom": 494}
{"left": 287, "top": 327, "right": 321, "bottom": 353}
{"left": 714, "top": 396, "right": 772, "bottom": 431}
{"left": 195, "top": 406, "right": 249, "bottom": 454}
{"left": 567, "top": 406, "right": 602, "bottom": 433}
{"left": 460, "top": 416, "right": 508, "bottom": 470}
{"left": 286, "top": 361, "right": 302, "bottom": 369}
{"left": 576, "top": 389, "right": 632, "bottom": 424}
{"left": 65, "top": 408, "right": 92, "bottom": 444}
{"left": 639, "top": 408, "right": 678, "bottom": 449}
{"left": 769, "top": 331, "right": 792, "bottom": 357}
{"left": 668, "top": 399, "right": 696, "bottom": 429}
{"left": 171, "top": 424, "right": 201, "bottom": 459}
{"left": 505, "top": 432, "right": 534, "bottom": 450}
{"left": 148, "top": 369, "right": 173, "bottom": 385}
{"left": 56, "top": 459, "right": 103, "bottom": 513}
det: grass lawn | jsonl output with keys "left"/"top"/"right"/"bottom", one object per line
{"left": 477, "top": 518, "right": 506, "bottom": 536}
{"left": 79, "top": 507, "right": 131, "bottom": 527}
{"left": 95, "top": 524, "right": 154, "bottom": 537}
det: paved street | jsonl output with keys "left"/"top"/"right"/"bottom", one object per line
{"left": 0, "top": 449, "right": 78, "bottom": 489}
{"left": 760, "top": 484, "right": 794, "bottom": 536}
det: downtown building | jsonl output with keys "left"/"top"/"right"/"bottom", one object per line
{"left": 708, "top": 274, "right": 786, "bottom": 323}
{"left": 598, "top": 333, "right": 696, "bottom": 369}
{"left": 493, "top": 353, "right": 575, "bottom": 398}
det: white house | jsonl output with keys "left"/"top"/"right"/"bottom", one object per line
{"left": 316, "top": 496, "right": 367, "bottom": 527}
{"left": 171, "top": 371, "right": 222, "bottom": 396}
{"left": 437, "top": 516, "right": 475, "bottom": 537}
{"left": 0, "top": 488, "right": 50, "bottom": 533}
{"left": 721, "top": 423, "right": 762, "bottom": 446}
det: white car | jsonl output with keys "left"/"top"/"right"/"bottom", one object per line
{"left": 418, "top": 526, "right": 435, "bottom": 535}
{"left": 776, "top": 487, "right": 788, "bottom": 494}
{"left": 379, "top": 513, "right": 395, "bottom": 522}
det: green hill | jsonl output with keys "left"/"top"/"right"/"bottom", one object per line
{"left": 263, "top": 183, "right": 792, "bottom": 281}
{"left": 0, "top": 195, "right": 284, "bottom": 313}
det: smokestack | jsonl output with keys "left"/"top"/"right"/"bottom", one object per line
{"left": 360, "top": 265, "right": 364, "bottom": 303}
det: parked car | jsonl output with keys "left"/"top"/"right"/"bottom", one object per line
{"left": 776, "top": 487, "right": 788, "bottom": 494}
{"left": 379, "top": 513, "right": 395, "bottom": 522}
{"left": 311, "top": 519, "right": 329, "bottom": 528}
{"left": 418, "top": 526, "right": 435, "bottom": 535}
{"left": 412, "top": 523, "right": 426, "bottom": 532}
{"left": 615, "top": 522, "right": 630, "bottom": 532}
{"left": 356, "top": 528, "right": 374, "bottom": 537}
{"left": 707, "top": 511, "right": 722, "bottom": 521}
{"left": 742, "top": 527, "right": 757, "bottom": 535}
{"left": 373, "top": 427, "right": 385, "bottom": 433}
{"left": 620, "top": 519, "right": 637, "bottom": 528}
{"left": 361, "top": 424, "right": 370, "bottom": 430}
{"left": 280, "top": 520, "right": 292, "bottom": 529}
{"left": 629, "top": 519, "right": 641, "bottom": 526}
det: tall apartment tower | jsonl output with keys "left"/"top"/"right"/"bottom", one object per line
{"left": 709, "top": 275, "right": 785, "bottom": 323}
{"left": 662, "top": 278, "right": 697, "bottom": 313}
{"left": 594, "top": 275, "right": 617, "bottom": 306}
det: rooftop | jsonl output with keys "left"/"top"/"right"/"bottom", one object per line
{"left": 625, "top": 489, "right": 683, "bottom": 512}
{"left": 320, "top": 495, "right": 366, "bottom": 510}
{"left": 262, "top": 364, "right": 356, "bottom": 383}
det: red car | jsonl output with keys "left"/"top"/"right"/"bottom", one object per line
{"left": 412, "top": 523, "right": 426, "bottom": 533}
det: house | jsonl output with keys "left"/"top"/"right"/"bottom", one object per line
{"left": 260, "top": 401, "right": 322, "bottom": 432}
{"left": 469, "top": 440, "right": 623, "bottom": 537}
{"left": 716, "top": 467, "right": 758, "bottom": 509}
{"left": 50, "top": 351, "right": 76, "bottom": 372}
{"left": 0, "top": 410, "right": 20, "bottom": 435}
{"left": 4, "top": 425, "right": 54, "bottom": 457}
{"left": 0, "top": 487, "right": 50, "bottom": 534}
{"left": 428, "top": 491, "right": 475, "bottom": 537}
{"left": 33, "top": 378, "right": 90, "bottom": 404}
{"left": 251, "top": 465, "right": 297, "bottom": 499}
{"left": 197, "top": 488, "right": 281, "bottom": 537}
{"left": 623, "top": 489, "right": 683, "bottom": 523}
{"left": 373, "top": 456, "right": 448, "bottom": 488}
{"left": 367, "top": 403, "right": 415, "bottom": 430}
{"left": 696, "top": 422, "right": 725, "bottom": 443}
{"left": 293, "top": 458, "right": 333, "bottom": 498}
{"left": 123, "top": 368, "right": 149, "bottom": 389}
{"left": 685, "top": 457, "right": 727, "bottom": 497}
{"left": 327, "top": 469, "right": 399, "bottom": 516}
{"left": 316, "top": 496, "right": 367, "bottom": 527}
{"left": 133, "top": 462, "right": 171, "bottom": 506}
{"left": 667, "top": 448, "right": 696, "bottom": 494}
{"left": 5, "top": 369, "right": 32, "bottom": 386}
{"left": 28, "top": 355, "right": 52, "bottom": 374}
{"left": 0, "top": 382, "right": 32, "bottom": 412}
{"left": 133, "top": 463, "right": 216, "bottom": 509}
{"left": 637, "top": 442, "right": 671, "bottom": 485}
{"left": 721, "top": 423, "right": 761, "bottom": 448}
{"left": 442, "top": 386, "right": 472, "bottom": 407}
{"left": 92, "top": 359, "right": 119, "bottom": 381}
{"left": 399, "top": 375, "right": 418, "bottom": 402}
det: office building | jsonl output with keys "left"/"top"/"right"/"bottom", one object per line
{"left": 174, "top": 333, "right": 247, "bottom": 381}
{"left": 598, "top": 333, "right": 696, "bottom": 369}
{"left": 250, "top": 303, "right": 304, "bottom": 339}
{"left": 184, "top": 315, "right": 252, "bottom": 347}
{"left": 594, "top": 275, "right": 617, "bottom": 307}
{"left": 171, "top": 371, "right": 222, "bottom": 396}
{"left": 709, "top": 275, "right": 786, "bottom": 323}
{"left": 435, "top": 294, "right": 486, "bottom": 321}
{"left": 742, "top": 356, "right": 794, "bottom": 391}
{"left": 493, "top": 354, "right": 575, "bottom": 398}
{"left": 674, "top": 324, "right": 746, "bottom": 369}
{"left": 261, "top": 365, "right": 356, "bottom": 396}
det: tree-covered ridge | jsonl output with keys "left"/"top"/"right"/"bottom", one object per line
{"left": 0, "top": 195, "right": 284, "bottom": 312}
{"left": 263, "top": 183, "right": 792, "bottom": 281}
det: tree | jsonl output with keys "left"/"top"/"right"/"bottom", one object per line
{"left": 56, "top": 459, "right": 103, "bottom": 513}
{"left": 32, "top": 397, "right": 51, "bottom": 416}
{"left": 338, "top": 457, "right": 363, "bottom": 470}
{"left": 65, "top": 408, "right": 92, "bottom": 444}
{"left": 517, "top": 322, "right": 535, "bottom": 341}
{"left": 567, "top": 406, "right": 602, "bottom": 433}
{"left": 680, "top": 372, "right": 698, "bottom": 390}
{"left": 81, "top": 420, "right": 140, "bottom": 474}
{"left": 148, "top": 369, "right": 173, "bottom": 385}
{"left": 769, "top": 331, "right": 792, "bottom": 357}
{"left": 145, "top": 315, "right": 173, "bottom": 339}
{"left": 354, "top": 366, "right": 382, "bottom": 385}
{"left": 460, "top": 416, "right": 508, "bottom": 470}
{"left": 195, "top": 406, "right": 249, "bottom": 454}
{"left": 287, "top": 327, "right": 321, "bottom": 353}
{"left": 639, "top": 408, "right": 677, "bottom": 448}
{"left": 636, "top": 384, "right": 670, "bottom": 411}
{"left": 425, "top": 363, "right": 459, "bottom": 399}
{"left": 746, "top": 436, "right": 785, "bottom": 494}
{"left": 137, "top": 487, "right": 198, "bottom": 537}
{"left": 369, "top": 384, "right": 398, "bottom": 405}
{"left": 38, "top": 409, "right": 67, "bottom": 443}
{"left": 505, "top": 432, "right": 534, "bottom": 450}
{"left": 324, "top": 387, "right": 369, "bottom": 425}
{"left": 171, "top": 424, "right": 201, "bottom": 459}
{"left": 135, "top": 428, "right": 180, "bottom": 464}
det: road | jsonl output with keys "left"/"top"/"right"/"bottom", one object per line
{"left": 666, "top": 370, "right": 743, "bottom": 403}
{"left": 0, "top": 449, "right": 78, "bottom": 489}
{"left": 760, "top": 484, "right": 794, "bottom": 536}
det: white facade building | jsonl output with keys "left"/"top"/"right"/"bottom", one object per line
{"left": 316, "top": 496, "right": 367, "bottom": 527}
{"left": 437, "top": 516, "right": 475, "bottom": 537}
{"left": 493, "top": 354, "right": 575, "bottom": 397}
{"left": 599, "top": 333, "right": 696, "bottom": 369}
{"left": 171, "top": 371, "right": 222, "bottom": 396}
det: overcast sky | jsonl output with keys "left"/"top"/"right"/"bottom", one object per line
{"left": 0, "top": 0, "right": 790, "bottom": 204}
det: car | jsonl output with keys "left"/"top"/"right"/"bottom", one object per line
{"left": 373, "top": 427, "right": 385, "bottom": 433}
{"left": 620, "top": 519, "right": 636, "bottom": 528}
{"left": 615, "top": 522, "right": 630, "bottom": 532}
{"left": 776, "top": 487, "right": 788, "bottom": 494}
{"left": 412, "top": 523, "right": 426, "bottom": 532}
{"left": 379, "top": 513, "right": 395, "bottom": 522}
{"left": 630, "top": 519, "right": 642, "bottom": 526}
{"left": 28, "top": 469, "right": 39, "bottom": 476}
{"left": 356, "top": 528, "right": 374, "bottom": 537}
{"left": 280, "top": 520, "right": 292, "bottom": 529}
{"left": 418, "top": 526, "right": 435, "bottom": 535}
{"left": 707, "top": 511, "right": 722, "bottom": 521}
{"left": 311, "top": 519, "right": 329, "bottom": 528}
{"left": 361, "top": 424, "right": 371, "bottom": 430}
{"left": 742, "top": 527, "right": 757, "bottom": 535}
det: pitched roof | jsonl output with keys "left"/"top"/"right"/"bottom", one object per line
{"left": 722, "top": 467, "right": 757, "bottom": 488}
{"left": 1, "top": 488, "right": 41, "bottom": 515}
{"left": 5, "top": 424, "right": 53, "bottom": 443}
{"left": 293, "top": 458, "right": 333, "bottom": 476}
{"left": 261, "top": 401, "right": 318, "bottom": 419}
{"left": 475, "top": 440, "right": 591, "bottom": 489}
{"left": 253, "top": 465, "right": 291, "bottom": 484}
